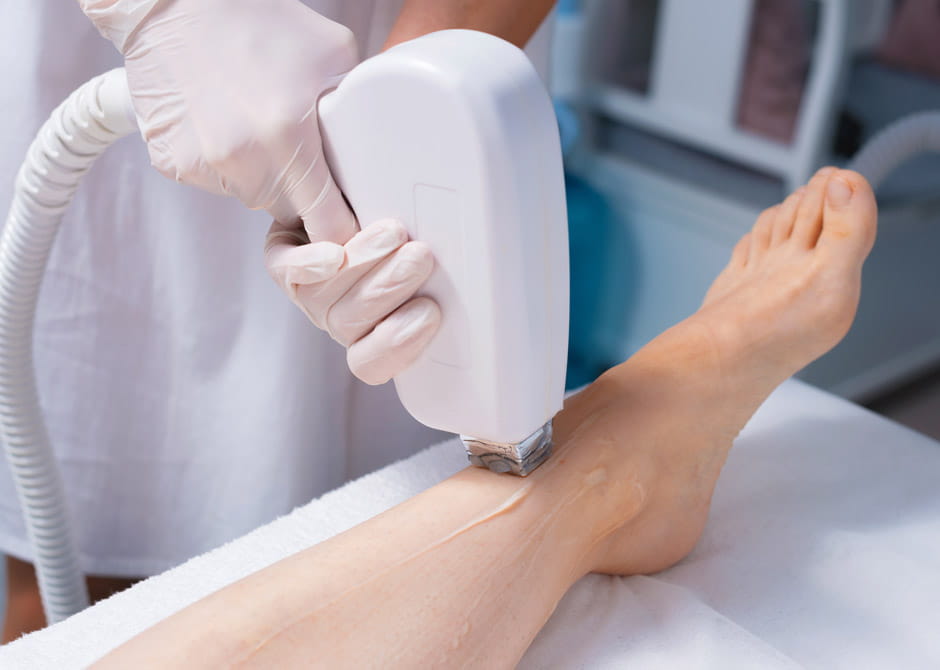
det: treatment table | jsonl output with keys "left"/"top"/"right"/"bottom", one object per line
{"left": 2, "top": 379, "right": 939, "bottom": 668}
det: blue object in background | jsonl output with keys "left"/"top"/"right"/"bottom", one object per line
{"left": 565, "top": 171, "right": 617, "bottom": 389}
{"left": 556, "top": 102, "right": 617, "bottom": 389}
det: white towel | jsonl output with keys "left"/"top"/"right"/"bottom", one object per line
{"left": 3, "top": 379, "right": 940, "bottom": 668}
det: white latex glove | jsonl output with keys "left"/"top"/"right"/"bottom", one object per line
{"left": 80, "top": 0, "right": 442, "bottom": 383}
{"left": 265, "top": 218, "right": 441, "bottom": 385}
{"left": 80, "top": 0, "right": 356, "bottom": 236}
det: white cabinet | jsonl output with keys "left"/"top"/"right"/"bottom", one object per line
{"left": 568, "top": 1, "right": 940, "bottom": 399}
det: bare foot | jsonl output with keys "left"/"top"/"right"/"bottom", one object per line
{"left": 556, "top": 168, "right": 877, "bottom": 576}
{"left": 699, "top": 167, "right": 877, "bottom": 402}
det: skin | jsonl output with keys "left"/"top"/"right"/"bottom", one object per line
{"left": 384, "top": 0, "right": 557, "bottom": 49}
{"left": 94, "top": 169, "right": 879, "bottom": 667}
{"left": 3, "top": 0, "right": 554, "bottom": 641}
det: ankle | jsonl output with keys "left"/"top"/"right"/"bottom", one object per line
{"left": 532, "top": 438, "right": 649, "bottom": 575}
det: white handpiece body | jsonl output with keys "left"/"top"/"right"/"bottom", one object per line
{"left": 318, "top": 30, "right": 568, "bottom": 460}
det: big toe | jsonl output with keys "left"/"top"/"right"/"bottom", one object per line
{"left": 816, "top": 169, "right": 878, "bottom": 265}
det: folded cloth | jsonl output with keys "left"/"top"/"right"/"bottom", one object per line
{"left": 3, "top": 379, "right": 940, "bottom": 668}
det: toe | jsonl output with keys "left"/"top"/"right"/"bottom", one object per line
{"left": 731, "top": 233, "right": 750, "bottom": 268}
{"left": 791, "top": 167, "right": 838, "bottom": 248}
{"left": 771, "top": 186, "right": 806, "bottom": 245}
{"left": 749, "top": 205, "right": 778, "bottom": 261}
{"left": 816, "top": 169, "right": 878, "bottom": 262}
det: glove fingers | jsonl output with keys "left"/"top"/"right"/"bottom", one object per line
{"left": 327, "top": 241, "right": 435, "bottom": 345}
{"left": 346, "top": 297, "right": 442, "bottom": 386}
{"left": 264, "top": 217, "right": 310, "bottom": 253}
{"left": 268, "top": 242, "right": 346, "bottom": 289}
{"left": 264, "top": 218, "right": 344, "bottom": 282}
{"left": 292, "top": 219, "right": 409, "bottom": 322}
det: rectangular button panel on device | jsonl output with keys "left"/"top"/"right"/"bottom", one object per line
{"left": 413, "top": 183, "right": 469, "bottom": 369}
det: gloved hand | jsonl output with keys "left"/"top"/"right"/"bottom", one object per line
{"left": 79, "top": 0, "right": 357, "bottom": 237}
{"left": 265, "top": 218, "right": 442, "bottom": 385}
{"left": 80, "top": 0, "right": 442, "bottom": 383}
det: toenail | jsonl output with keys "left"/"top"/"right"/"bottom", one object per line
{"left": 826, "top": 177, "right": 853, "bottom": 207}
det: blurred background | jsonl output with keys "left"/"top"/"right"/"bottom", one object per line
{"left": 550, "top": 0, "right": 940, "bottom": 439}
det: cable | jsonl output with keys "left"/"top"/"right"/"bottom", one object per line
{"left": 849, "top": 111, "right": 940, "bottom": 190}
{"left": 0, "top": 68, "right": 136, "bottom": 623}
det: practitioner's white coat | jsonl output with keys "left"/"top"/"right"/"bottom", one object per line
{"left": 0, "top": 0, "right": 446, "bottom": 577}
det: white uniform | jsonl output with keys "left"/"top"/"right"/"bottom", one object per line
{"left": 0, "top": 0, "right": 552, "bottom": 577}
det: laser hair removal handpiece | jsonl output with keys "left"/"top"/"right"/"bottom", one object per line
{"left": 319, "top": 30, "right": 569, "bottom": 475}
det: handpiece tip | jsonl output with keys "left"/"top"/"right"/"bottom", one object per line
{"left": 461, "top": 420, "right": 554, "bottom": 476}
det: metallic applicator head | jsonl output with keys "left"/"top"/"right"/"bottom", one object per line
{"left": 461, "top": 420, "right": 554, "bottom": 476}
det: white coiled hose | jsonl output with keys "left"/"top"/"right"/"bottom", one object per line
{"left": 0, "top": 68, "right": 136, "bottom": 623}
{"left": 2, "top": 68, "right": 939, "bottom": 625}
{"left": 848, "top": 111, "right": 940, "bottom": 190}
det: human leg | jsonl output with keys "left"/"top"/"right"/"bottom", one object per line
{"left": 95, "top": 169, "right": 876, "bottom": 668}
{"left": 575, "top": 167, "right": 876, "bottom": 575}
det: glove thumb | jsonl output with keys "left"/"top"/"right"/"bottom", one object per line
{"left": 265, "top": 138, "right": 359, "bottom": 247}
{"left": 300, "top": 167, "right": 359, "bottom": 246}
